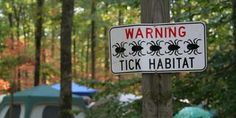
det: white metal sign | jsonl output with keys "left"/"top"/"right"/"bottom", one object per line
{"left": 109, "top": 22, "right": 207, "bottom": 74}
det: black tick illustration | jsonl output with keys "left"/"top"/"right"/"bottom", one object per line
{"left": 184, "top": 38, "right": 201, "bottom": 55}
{"left": 112, "top": 42, "right": 127, "bottom": 58}
{"left": 147, "top": 40, "right": 164, "bottom": 56}
{"left": 165, "top": 39, "right": 182, "bottom": 56}
{"left": 129, "top": 40, "right": 145, "bottom": 56}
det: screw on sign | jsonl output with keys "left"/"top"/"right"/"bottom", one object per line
{"left": 109, "top": 22, "right": 207, "bottom": 74}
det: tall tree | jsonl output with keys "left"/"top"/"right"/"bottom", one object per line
{"left": 141, "top": 0, "right": 172, "bottom": 118}
{"left": 86, "top": 31, "right": 90, "bottom": 79}
{"left": 104, "top": 2, "right": 109, "bottom": 79}
{"left": 91, "top": 0, "right": 96, "bottom": 81}
{"left": 231, "top": 0, "right": 236, "bottom": 116}
{"left": 233, "top": 0, "right": 236, "bottom": 50}
{"left": 34, "top": 0, "right": 44, "bottom": 86}
{"left": 60, "top": 0, "right": 74, "bottom": 118}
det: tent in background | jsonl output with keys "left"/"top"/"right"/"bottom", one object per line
{"left": 52, "top": 82, "right": 97, "bottom": 97}
{"left": 174, "top": 106, "right": 213, "bottom": 118}
{"left": 0, "top": 85, "right": 86, "bottom": 118}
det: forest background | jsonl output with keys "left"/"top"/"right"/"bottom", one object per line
{"left": 0, "top": 0, "right": 235, "bottom": 118}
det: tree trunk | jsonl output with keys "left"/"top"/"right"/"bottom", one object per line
{"left": 233, "top": 0, "right": 236, "bottom": 50}
{"left": 104, "top": 26, "right": 109, "bottom": 78}
{"left": 60, "top": 0, "right": 74, "bottom": 117}
{"left": 104, "top": 2, "right": 109, "bottom": 79}
{"left": 117, "top": 4, "right": 124, "bottom": 80}
{"left": 86, "top": 31, "right": 90, "bottom": 79}
{"left": 91, "top": 0, "right": 96, "bottom": 81}
{"left": 8, "top": 13, "right": 14, "bottom": 49}
{"left": 51, "top": 28, "right": 55, "bottom": 58}
{"left": 34, "top": 0, "right": 44, "bottom": 86}
{"left": 141, "top": 0, "right": 172, "bottom": 118}
{"left": 118, "top": 8, "right": 123, "bottom": 25}
{"left": 80, "top": 43, "right": 85, "bottom": 77}
{"left": 73, "top": 33, "right": 77, "bottom": 78}
{"left": 17, "top": 68, "right": 21, "bottom": 91}
{"left": 42, "top": 49, "right": 46, "bottom": 84}
{"left": 14, "top": 5, "right": 22, "bottom": 42}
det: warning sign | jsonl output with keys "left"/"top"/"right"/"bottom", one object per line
{"left": 109, "top": 22, "right": 207, "bottom": 74}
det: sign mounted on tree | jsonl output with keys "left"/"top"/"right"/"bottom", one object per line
{"left": 109, "top": 22, "right": 207, "bottom": 74}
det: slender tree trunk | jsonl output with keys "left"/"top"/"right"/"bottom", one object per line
{"left": 51, "top": 28, "right": 55, "bottom": 58}
{"left": 118, "top": 8, "right": 123, "bottom": 25}
{"left": 141, "top": 0, "right": 172, "bottom": 118}
{"left": 73, "top": 33, "right": 77, "bottom": 78}
{"left": 50, "top": 0, "right": 56, "bottom": 59}
{"left": 91, "top": 0, "right": 96, "bottom": 81}
{"left": 42, "top": 49, "right": 46, "bottom": 84}
{"left": 15, "top": 6, "right": 22, "bottom": 90}
{"left": 9, "top": 0, "right": 15, "bottom": 50}
{"left": 233, "top": 0, "right": 236, "bottom": 50}
{"left": 34, "top": 0, "right": 44, "bottom": 86}
{"left": 86, "top": 32, "right": 90, "bottom": 79}
{"left": 80, "top": 44, "right": 85, "bottom": 77}
{"left": 104, "top": 26, "right": 109, "bottom": 78}
{"left": 17, "top": 68, "right": 21, "bottom": 91}
{"left": 9, "top": 85, "right": 14, "bottom": 118}
{"left": 104, "top": 2, "right": 109, "bottom": 79}
{"left": 60, "top": 0, "right": 74, "bottom": 117}
{"left": 117, "top": 4, "right": 124, "bottom": 81}
{"left": 14, "top": 6, "right": 22, "bottom": 42}
{"left": 8, "top": 13, "right": 14, "bottom": 49}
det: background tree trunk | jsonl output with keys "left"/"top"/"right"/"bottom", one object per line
{"left": 60, "top": 0, "right": 74, "bottom": 118}
{"left": 104, "top": 2, "right": 109, "bottom": 79}
{"left": 8, "top": 13, "right": 14, "bottom": 49}
{"left": 91, "top": 0, "right": 96, "bottom": 81}
{"left": 73, "top": 33, "right": 77, "bottom": 78}
{"left": 34, "top": 0, "right": 44, "bottom": 86}
{"left": 233, "top": 0, "right": 236, "bottom": 50}
{"left": 86, "top": 31, "right": 90, "bottom": 79}
{"left": 141, "top": 0, "right": 172, "bottom": 118}
{"left": 104, "top": 26, "right": 109, "bottom": 78}
{"left": 51, "top": 28, "right": 55, "bottom": 58}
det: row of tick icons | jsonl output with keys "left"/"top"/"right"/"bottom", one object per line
{"left": 112, "top": 38, "right": 202, "bottom": 58}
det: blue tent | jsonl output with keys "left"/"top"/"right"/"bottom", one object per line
{"left": 0, "top": 85, "right": 86, "bottom": 118}
{"left": 52, "top": 82, "right": 97, "bottom": 96}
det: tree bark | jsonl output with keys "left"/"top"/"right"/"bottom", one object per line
{"left": 141, "top": 0, "right": 172, "bottom": 118}
{"left": 42, "top": 49, "right": 46, "bottom": 84}
{"left": 14, "top": 5, "right": 22, "bottom": 41}
{"left": 73, "top": 32, "right": 77, "bottom": 78}
{"left": 117, "top": 3, "right": 124, "bottom": 80}
{"left": 104, "top": 2, "right": 109, "bottom": 79}
{"left": 51, "top": 28, "right": 55, "bottom": 58}
{"left": 86, "top": 31, "right": 90, "bottom": 79}
{"left": 118, "top": 9, "right": 123, "bottom": 25}
{"left": 60, "top": 0, "right": 74, "bottom": 118}
{"left": 8, "top": 13, "right": 14, "bottom": 49}
{"left": 91, "top": 0, "right": 96, "bottom": 81}
{"left": 8, "top": 0, "right": 16, "bottom": 49}
{"left": 104, "top": 26, "right": 109, "bottom": 78}
{"left": 233, "top": 0, "right": 236, "bottom": 50}
{"left": 17, "top": 68, "right": 21, "bottom": 91}
{"left": 34, "top": 0, "right": 44, "bottom": 86}
{"left": 80, "top": 44, "right": 85, "bottom": 77}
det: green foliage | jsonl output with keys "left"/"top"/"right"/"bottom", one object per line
{"left": 82, "top": 77, "right": 142, "bottom": 118}
{"left": 0, "top": 0, "right": 235, "bottom": 117}
{"left": 87, "top": 98, "right": 142, "bottom": 118}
